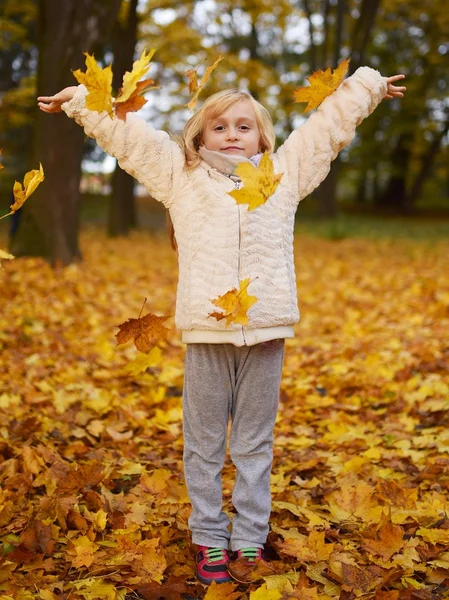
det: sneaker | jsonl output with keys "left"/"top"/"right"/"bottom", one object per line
{"left": 236, "top": 547, "right": 264, "bottom": 562}
{"left": 195, "top": 546, "right": 232, "bottom": 585}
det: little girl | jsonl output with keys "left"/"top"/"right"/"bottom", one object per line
{"left": 38, "top": 65, "right": 405, "bottom": 585}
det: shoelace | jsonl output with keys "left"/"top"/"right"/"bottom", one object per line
{"left": 238, "top": 547, "right": 261, "bottom": 561}
{"left": 205, "top": 547, "right": 227, "bottom": 562}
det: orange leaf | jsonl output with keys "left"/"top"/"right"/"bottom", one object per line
{"left": 115, "top": 302, "right": 170, "bottom": 353}
{"left": 293, "top": 58, "right": 350, "bottom": 112}
{"left": 115, "top": 79, "right": 159, "bottom": 120}
{"left": 362, "top": 514, "right": 405, "bottom": 562}
{"left": 186, "top": 55, "right": 224, "bottom": 111}
{"left": 204, "top": 580, "right": 242, "bottom": 600}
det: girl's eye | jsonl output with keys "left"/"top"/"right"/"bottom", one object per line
{"left": 214, "top": 126, "right": 225, "bottom": 131}
{"left": 240, "top": 125, "right": 249, "bottom": 130}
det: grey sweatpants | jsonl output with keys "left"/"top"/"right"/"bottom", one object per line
{"left": 182, "top": 339, "right": 285, "bottom": 551}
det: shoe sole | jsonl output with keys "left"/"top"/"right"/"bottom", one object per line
{"left": 197, "top": 573, "right": 232, "bottom": 585}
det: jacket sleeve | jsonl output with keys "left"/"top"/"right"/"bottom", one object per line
{"left": 61, "top": 84, "right": 185, "bottom": 208}
{"left": 275, "top": 66, "right": 387, "bottom": 208}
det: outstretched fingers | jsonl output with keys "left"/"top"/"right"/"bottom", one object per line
{"left": 385, "top": 73, "right": 406, "bottom": 100}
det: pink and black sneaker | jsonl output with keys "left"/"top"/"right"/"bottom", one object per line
{"left": 195, "top": 546, "right": 232, "bottom": 584}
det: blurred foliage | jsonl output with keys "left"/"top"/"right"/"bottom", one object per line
{"left": 1, "top": 0, "right": 448, "bottom": 211}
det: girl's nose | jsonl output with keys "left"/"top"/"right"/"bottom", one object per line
{"left": 226, "top": 127, "right": 238, "bottom": 140}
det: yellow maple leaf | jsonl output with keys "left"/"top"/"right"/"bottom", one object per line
{"left": 138, "top": 538, "right": 167, "bottom": 583}
{"left": 204, "top": 580, "right": 242, "bottom": 600}
{"left": 228, "top": 153, "right": 283, "bottom": 211}
{"left": 115, "top": 299, "right": 170, "bottom": 353}
{"left": 293, "top": 58, "right": 351, "bottom": 112}
{"left": 6, "top": 163, "right": 44, "bottom": 214}
{"left": 0, "top": 248, "right": 14, "bottom": 270}
{"left": 249, "top": 584, "right": 282, "bottom": 600}
{"left": 209, "top": 277, "right": 258, "bottom": 326}
{"left": 116, "top": 48, "right": 157, "bottom": 104}
{"left": 277, "top": 530, "right": 334, "bottom": 562}
{"left": 186, "top": 55, "right": 224, "bottom": 111}
{"left": 73, "top": 53, "right": 113, "bottom": 114}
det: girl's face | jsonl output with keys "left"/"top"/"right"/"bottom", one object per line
{"left": 202, "top": 99, "right": 261, "bottom": 158}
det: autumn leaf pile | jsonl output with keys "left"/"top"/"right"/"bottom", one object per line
{"left": 1, "top": 228, "right": 449, "bottom": 600}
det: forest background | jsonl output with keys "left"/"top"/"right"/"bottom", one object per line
{"left": 0, "top": 0, "right": 448, "bottom": 263}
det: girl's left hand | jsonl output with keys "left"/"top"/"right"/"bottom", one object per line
{"left": 384, "top": 74, "right": 406, "bottom": 100}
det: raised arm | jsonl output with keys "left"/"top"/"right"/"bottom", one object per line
{"left": 38, "top": 85, "right": 185, "bottom": 208}
{"left": 275, "top": 67, "right": 405, "bottom": 207}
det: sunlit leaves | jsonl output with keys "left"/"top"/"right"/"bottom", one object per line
{"left": 73, "top": 50, "right": 158, "bottom": 119}
{"left": 228, "top": 153, "right": 283, "bottom": 211}
{"left": 294, "top": 58, "right": 351, "bottom": 112}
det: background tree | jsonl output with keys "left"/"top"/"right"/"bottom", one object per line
{"left": 9, "top": 0, "right": 121, "bottom": 265}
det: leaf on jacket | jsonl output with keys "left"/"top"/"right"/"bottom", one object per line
{"left": 115, "top": 49, "right": 160, "bottom": 119}
{"left": 185, "top": 55, "right": 224, "bottom": 111}
{"left": 116, "top": 308, "right": 170, "bottom": 354}
{"left": 73, "top": 53, "right": 113, "bottom": 114}
{"left": 12, "top": 163, "right": 44, "bottom": 211}
{"left": 293, "top": 58, "right": 351, "bottom": 112}
{"left": 228, "top": 153, "right": 283, "bottom": 211}
{"left": 209, "top": 278, "right": 258, "bottom": 326}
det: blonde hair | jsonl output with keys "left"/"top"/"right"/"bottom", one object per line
{"left": 167, "top": 89, "right": 275, "bottom": 250}
{"left": 179, "top": 89, "right": 275, "bottom": 169}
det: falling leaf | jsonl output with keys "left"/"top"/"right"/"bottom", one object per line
{"left": 11, "top": 163, "right": 45, "bottom": 212}
{"left": 115, "top": 49, "right": 159, "bottom": 120}
{"left": 293, "top": 58, "right": 351, "bottom": 112}
{"left": 116, "top": 49, "right": 157, "bottom": 103}
{"left": 0, "top": 248, "right": 14, "bottom": 269}
{"left": 228, "top": 153, "right": 283, "bottom": 211}
{"left": 0, "top": 148, "right": 4, "bottom": 169}
{"left": 186, "top": 55, "right": 224, "bottom": 111}
{"left": 209, "top": 277, "right": 258, "bottom": 326}
{"left": 116, "top": 299, "right": 170, "bottom": 353}
{"left": 125, "top": 346, "right": 163, "bottom": 376}
{"left": 73, "top": 53, "right": 113, "bottom": 114}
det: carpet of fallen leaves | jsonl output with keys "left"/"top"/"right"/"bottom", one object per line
{"left": 1, "top": 228, "right": 449, "bottom": 600}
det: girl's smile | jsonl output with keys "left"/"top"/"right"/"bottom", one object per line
{"left": 202, "top": 99, "right": 261, "bottom": 158}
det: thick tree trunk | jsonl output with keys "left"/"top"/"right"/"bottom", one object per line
{"left": 10, "top": 0, "right": 121, "bottom": 265}
{"left": 376, "top": 132, "right": 413, "bottom": 212}
{"left": 108, "top": 0, "right": 139, "bottom": 237}
{"left": 408, "top": 117, "right": 449, "bottom": 207}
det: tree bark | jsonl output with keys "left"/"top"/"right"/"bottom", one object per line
{"left": 376, "top": 132, "right": 413, "bottom": 212}
{"left": 108, "top": 0, "right": 139, "bottom": 237}
{"left": 10, "top": 0, "right": 121, "bottom": 265}
{"left": 349, "top": 0, "right": 382, "bottom": 73}
{"left": 408, "top": 117, "right": 449, "bottom": 207}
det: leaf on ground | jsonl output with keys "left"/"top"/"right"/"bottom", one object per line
{"left": 229, "top": 153, "right": 283, "bottom": 211}
{"left": 209, "top": 277, "right": 258, "bottom": 326}
{"left": 249, "top": 583, "right": 282, "bottom": 599}
{"left": 204, "top": 580, "right": 242, "bottom": 599}
{"left": 293, "top": 58, "right": 350, "bottom": 112}
{"left": 186, "top": 55, "right": 224, "bottom": 111}
{"left": 362, "top": 512, "right": 406, "bottom": 562}
{"left": 73, "top": 53, "right": 113, "bottom": 114}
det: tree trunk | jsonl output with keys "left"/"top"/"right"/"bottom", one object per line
{"left": 408, "top": 117, "right": 449, "bottom": 207}
{"left": 108, "top": 0, "right": 139, "bottom": 237}
{"left": 349, "top": 0, "right": 382, "bottom": 73}
{"left": 10, "top": 0, "right": 121, "bottom": 265}
{"left": 376, "top": 132, "right": 413, "bottom": 212}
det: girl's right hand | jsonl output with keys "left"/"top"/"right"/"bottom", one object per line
{"left": 37, "top": 86, "right": 78, "bottom": 113}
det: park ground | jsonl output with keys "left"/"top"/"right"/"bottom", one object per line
{"left": 0, "top": 208, "right": 449, "bottom": 599}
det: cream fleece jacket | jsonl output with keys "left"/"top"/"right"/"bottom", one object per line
{"left": 62, "top": 67, "right": 387, "bottom": 346}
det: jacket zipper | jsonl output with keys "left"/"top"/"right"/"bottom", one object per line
{"left": 235, "top": 182, "right": 247, "bottom": 345}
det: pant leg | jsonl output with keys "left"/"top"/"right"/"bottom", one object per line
{"left": 229, "top": 339, "right": 285, "bottom": 551}
{"left": 182, "top": 343, "right": 235, "bottom": 548}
